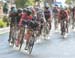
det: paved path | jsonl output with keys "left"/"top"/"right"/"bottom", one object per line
{"left": 0, "top": 28, "right": 75, "bottom": 58}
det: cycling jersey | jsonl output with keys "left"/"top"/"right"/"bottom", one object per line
{"left": 59, "top": 10, "right": 67, "bottom": 20}
{"left": 44, "top": 9, "right": 51, "bottom": 21}
{"left": 19, "top": 13, "right": 33, "bottom": 26}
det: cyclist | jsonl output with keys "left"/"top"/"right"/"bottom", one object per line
{"left": 53, "top": 5, "right": 59, "bottom": 30}
{"left": 58, "top": 7, "right": 68, "bottom": 35}
{"left": 17, "top": 8, "right": 23, "bottom": 26}
{"left": 16, "top": 8, "right": 33, "bottom": 48}
{"left": 8, "top": 6, "right": 18, "bottom": 44}
{"left": 44, "top": 4, "right": 51, "bottom": 33}
{"left": 3, "top": 3, "right": 9, "bottom": 15}
{"left": 16, "top": 8, "right": 27, "bottom": 47}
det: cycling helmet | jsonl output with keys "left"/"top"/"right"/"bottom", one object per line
{"left": 23, "top": 8, "right": 27, "bottom": 13}
{"left": 11, "top": 6, "right": 15, "bottom": 10}
{"left": 44, "top": 3, "right": 49, "bottom": 9}
{"left": 26, "top": 8, "right": 32, "bottom": 15}
{"left": 11, "top": 6, "right": 17, "bottom": 13}
{"left": 17, "top": 8, "right": 23, "bottom": 13}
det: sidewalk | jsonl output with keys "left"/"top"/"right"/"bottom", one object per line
{"left": 0, "top": 27, "right": 10, "bottom": 34}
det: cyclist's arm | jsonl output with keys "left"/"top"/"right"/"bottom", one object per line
{"left": 19, "top": 14, "right": 26, "bottom": 26}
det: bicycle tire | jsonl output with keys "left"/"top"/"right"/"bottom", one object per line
{"left": 28, "top": 36, "right": 35, "bottom": 54}
{"left": 19, "top": 27, "right": 25, "bottom": 50}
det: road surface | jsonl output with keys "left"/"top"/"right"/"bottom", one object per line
{"left": 0, "top": 29, "right": 75, "bottom": 58}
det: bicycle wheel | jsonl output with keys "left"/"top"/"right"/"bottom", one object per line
{"left": 61, "top": 20, "right": 66, "bottom": 38}
{"left": 8, "top": 27, "right": 12, "bottom": 43}
{"left": 28, "top": 36, "right": 35, "bottom": 54}
{"left": 8, "top": 22, "right": 13, "bottom": 43}
{"left": 11, "top": 26, "right": 17, "bottom": 46}
{"left": 19, "top": 27, "right": 25, "bottom": 50}
{"left": 29, "top": 45, "right": 33, "bottom": 54}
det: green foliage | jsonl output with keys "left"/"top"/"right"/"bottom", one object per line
{"left": 15, "top": 0, "right": 35, "bottom": 8}
{"left": 35, "top": 0, "right": 41, "bottom": 2}
{"left": 15, "top": 0, "right": 25, "bottom": 8}
{"left": 0, "top": 19, "right": 7, "bottom": 28}
{"left": 65, "top": 0, "right": 72, "bottom": 4}
{"left": 24, "top": 0, "right": 34, "bottom": 7}
{"left": 2, "top": 16, "right": 10, "bottom": 27}
{"left": 2, "top": 16, "right": 8, "bottom": 22}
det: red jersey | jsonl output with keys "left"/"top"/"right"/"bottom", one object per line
{"left": 19, "top": 13, "right": 33, "bottom": 26}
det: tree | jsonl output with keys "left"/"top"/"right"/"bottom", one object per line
{"left": 15, "top": 0, "right": 25, "bottom": 8}
{"left": 24, "top": 0, "right": 34, "bottom": 7}
{"left": 35, "top": 0, "right": 41, "bottom": 2}
{"left": 34, "top": 0, "right": 43, "bottom": 6}
{"left": 65, "top": 0, "right": 72, "bottom": 5}
{"left": 15, "top": 0, "right": 35, "bottom": 8}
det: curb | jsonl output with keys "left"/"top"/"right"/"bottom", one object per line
{"left": 0, "top": 27, "right": 10, "bottom": 34}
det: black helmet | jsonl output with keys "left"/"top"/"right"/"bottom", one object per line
{"left": 11, "top": 7, "right": 15, "bottom": 10}
{"left": 23, "top": 8, "right": 27, "bottom": 13}
{"left": 26, "top": 9, "right": 32, "bottom": 15}
{"left": 17, "top": 8, "right": 23, "bottom": 13}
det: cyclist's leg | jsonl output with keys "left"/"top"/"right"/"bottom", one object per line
{"left": 66, "top": 19, "right": 69, "bottom": 33}
{"left": 72, "top": 17, "right": 75, "bottom": 29}
{"left": 25, "top": 29, "right": 32, "bottom": 50}
{"left": 73, "top": 18, "right": 75, "bottom": 28}
{"left": 8, "top": 23, "right": 12, "bottom": 42}
{"left": 16, "top": 26, "right": 23, "bottom": 47}
{"left": 19, "top": 26, "right": 25, "bottom": 50}
{"left": 48, "top": 19, "right": 52, "bottom": 30}
{"left": 36, "top": 22, "right": 42, "bottom": 36}
{"left": 60, "top": 19, "right": 64, "bottom": 35}
{"left": 11, "top": 23, "right": 16, "bottom": 45}
{"left": 54, "top": 16, "right": 58, "bottom": 30}
{"left": 8, "top": 21, "right": 14, "bottom": 43}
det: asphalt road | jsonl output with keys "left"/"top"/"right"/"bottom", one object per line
{"left": 0, "top": 27, "right": 75, "bottom": 58}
